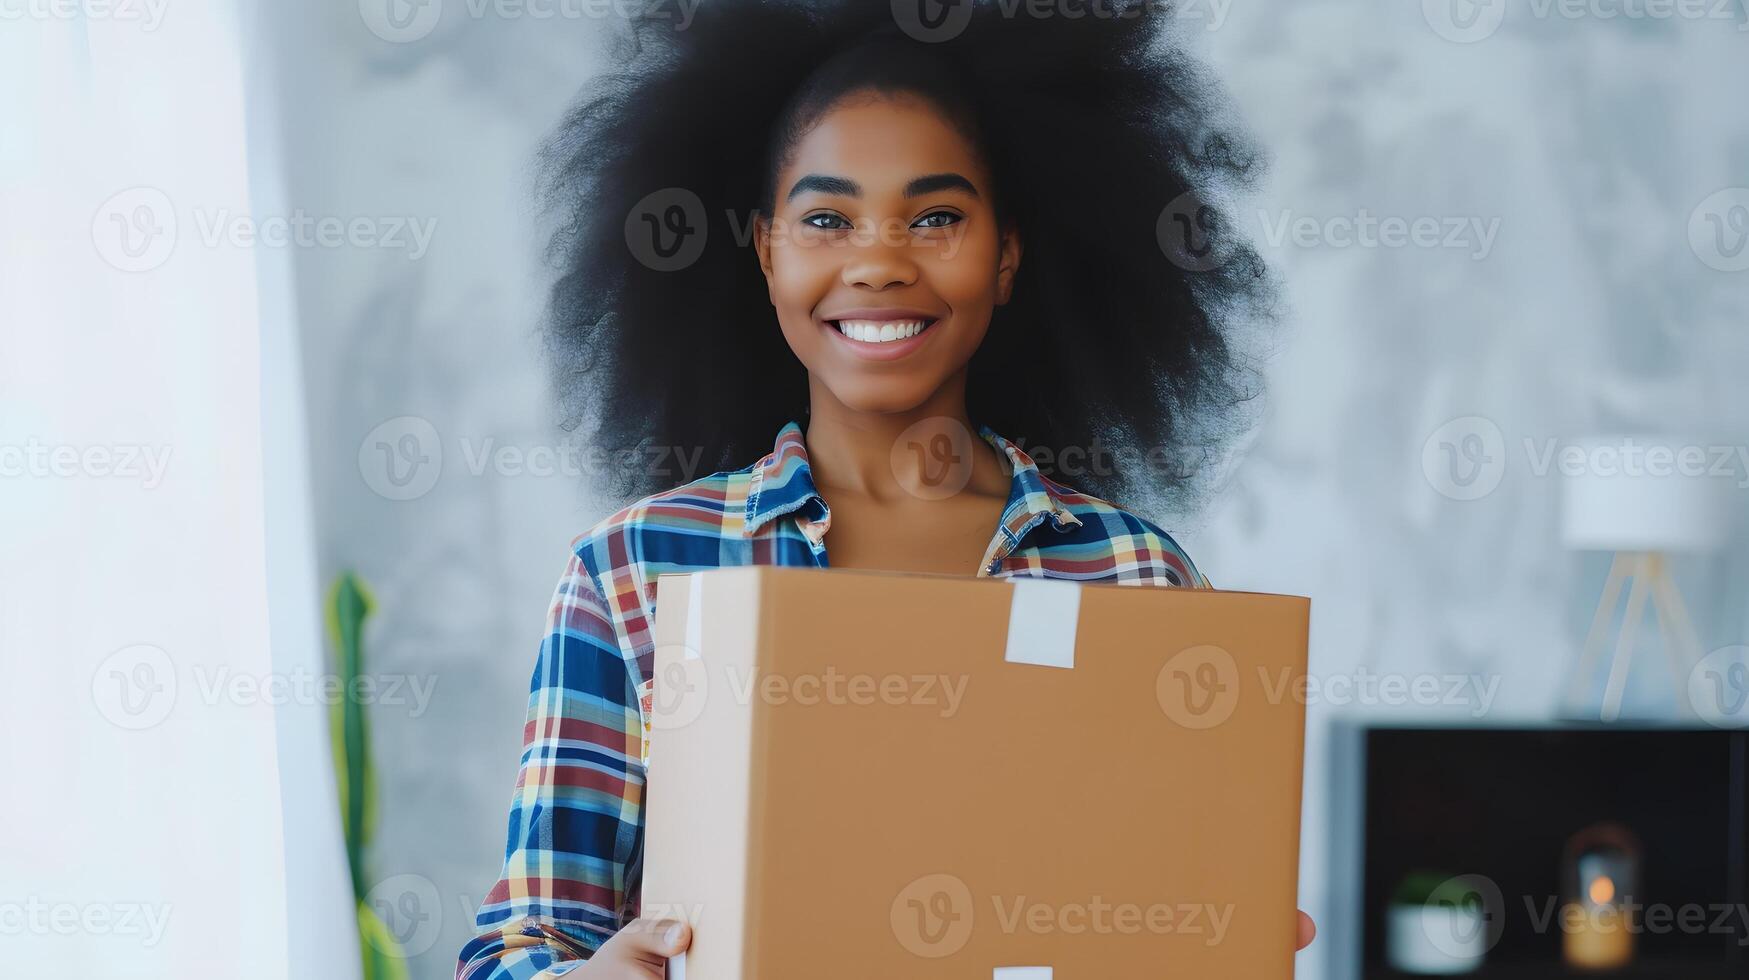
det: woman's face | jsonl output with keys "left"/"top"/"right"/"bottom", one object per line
{"left": 756, "top": 92, "right": 1022, "bottom": 416}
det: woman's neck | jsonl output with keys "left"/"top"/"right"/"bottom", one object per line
{"left": 801, "top": 375, "right": 1011, "bottom": 502}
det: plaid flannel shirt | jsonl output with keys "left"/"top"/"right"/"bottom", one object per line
{"left": 458, "top": 419, "right": 1208, "bottom": 978}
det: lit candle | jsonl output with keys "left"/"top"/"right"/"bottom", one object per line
{"left": 1561, "top": 828, "right": 1638, "bottom": 970}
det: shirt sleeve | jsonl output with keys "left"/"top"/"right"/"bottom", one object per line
{"left": 458, "top": 550, "right": 647, "bottom": 979}
{"left": 1136, "top": 516, "right": 1211, "bottom": 589}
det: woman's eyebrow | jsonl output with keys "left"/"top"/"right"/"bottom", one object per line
{"left": 786, "top": 175, "right": 860, "bottom": 201}
{"left": 905, "top": 173, "right": 979, "bottom": 198}
{"left": 784, "top": 172, "right": 980, "bottom": 202}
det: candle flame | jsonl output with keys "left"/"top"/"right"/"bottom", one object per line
{"left": 1589, "top": 875, "right": 1615, "bottom": 906}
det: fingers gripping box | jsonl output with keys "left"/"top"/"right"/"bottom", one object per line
{"left": 643, "top": 566, "right": 1309, "bottom": 979}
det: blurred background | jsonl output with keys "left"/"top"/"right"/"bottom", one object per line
{"left": 5, "top": 1, "right": 1747, "bottom": 978}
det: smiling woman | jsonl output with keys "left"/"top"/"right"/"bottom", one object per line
{"left": 460, "top": 3, "right": 1292, "bottom": 977}
{"left": 540, "top": 0, "right": 1271, "bottom": 513}
{"left": 760, "top": 92, "right": 1017, "bottom": 414}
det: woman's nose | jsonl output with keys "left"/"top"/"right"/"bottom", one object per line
{"left": 840, "top": 224, "right": 920, "bottom": 289}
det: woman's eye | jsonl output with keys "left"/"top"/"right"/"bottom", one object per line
{"left": 802, "top": 213, "right": 850, "bottom": 230}
{"left": 913, "top": 211, "right": 962, "bottom": 229}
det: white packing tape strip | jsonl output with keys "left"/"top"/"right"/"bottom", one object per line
{"left": 1003, "top": 579, "right": 1080, "bottom": 669}
{"left": 994, "top": 968, "right": 1053, "bottom": 980}
{"left": 684, "top": 573, "right": 703, "bottom": 659}
{"left": 667, "top": 582, "right": 698, "bottom": 979}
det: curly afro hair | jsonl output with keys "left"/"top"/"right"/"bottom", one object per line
{"left": 540, "top": 0, "right": 1272, "bottom": 516}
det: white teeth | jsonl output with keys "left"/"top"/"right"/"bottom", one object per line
{"left": 834, "top": 319, "right": 929, "bottom": 343}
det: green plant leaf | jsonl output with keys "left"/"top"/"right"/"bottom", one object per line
{"left": 357, "top": 899, "right": 412, "bottom": 980}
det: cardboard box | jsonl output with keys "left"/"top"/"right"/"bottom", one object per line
{"left": 644, "top": 566, "right": 1309, "bottom": 979}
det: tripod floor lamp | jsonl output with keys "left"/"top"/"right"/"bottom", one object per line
{"left": 1559, "top": 437, "right": 1734, "bottom": 722}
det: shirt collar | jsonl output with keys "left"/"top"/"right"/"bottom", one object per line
{"left": 744, "top": 419, "right": 1084, "bottom": 542}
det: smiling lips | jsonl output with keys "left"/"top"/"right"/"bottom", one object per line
{"left": 832, "top": 318, "right": 932, "bottom": 343}
{"left": 819, "top": 309, "right": 944, "bottom": 358}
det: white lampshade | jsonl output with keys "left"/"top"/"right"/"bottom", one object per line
{"left": 1559, "top": 435, "right": 1737, "bottom": 553}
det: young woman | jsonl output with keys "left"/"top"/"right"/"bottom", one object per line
{"left": 459, "top": 3, "right": 1310, "bottom": 976}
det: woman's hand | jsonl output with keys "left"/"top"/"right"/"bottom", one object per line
{"left": 569, "top": 917, "right": 691, "bottom": 977}
{"left": 1297, "top": 909, "right": 1317, "bottom": 951}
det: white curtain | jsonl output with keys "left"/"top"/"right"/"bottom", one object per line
{"left": 0, "top": 5, "right": 360, "bottom": 976}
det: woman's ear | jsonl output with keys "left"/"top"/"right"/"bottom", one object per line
{"left": 995, "top": 223, "right": 1023, "bottom": 305}
{"left": 753, "top": 212, "right": 775, "bottom": 305}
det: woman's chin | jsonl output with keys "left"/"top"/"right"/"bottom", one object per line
{"left": 819, "top": 382, "right": 944, "bottom": 418}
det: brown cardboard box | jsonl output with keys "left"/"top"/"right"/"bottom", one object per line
{"left": 644, "top": 566, "right": 1308, "bottom": 979}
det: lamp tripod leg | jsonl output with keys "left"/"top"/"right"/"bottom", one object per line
{"left": 1567, "top": 553, "right": 1629, "bottom": 718}
{"left": 1648, "top": 555, "right": 1702, "bottom": 717}
{"left": 1600, "top": 554, "right": 1652, "bottom": 723}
